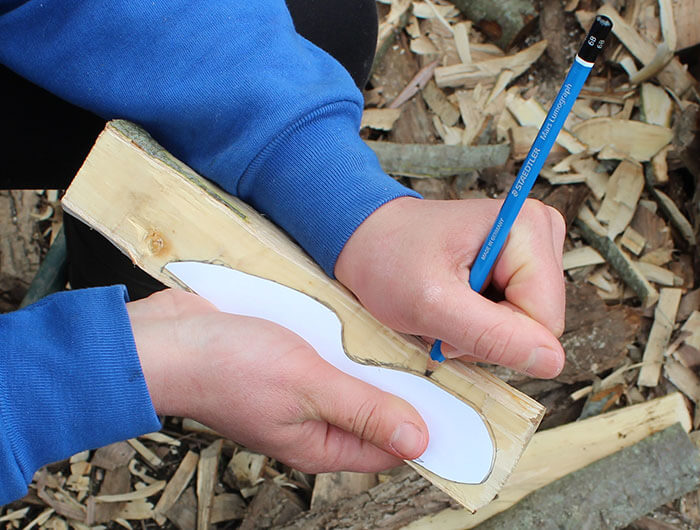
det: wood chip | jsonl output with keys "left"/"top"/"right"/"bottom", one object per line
{"left": 91, "top": 442, "right": 136, "bottom": 471}
{"left": 649, "top": 188, "right": 696, "bottom": 247}
{"left": 672, "top": 0, "right": 700, "bottom": 50}
{"left": 421, "top": 81, "right": 460, "bottom": 126}
{"left": 620, "top": 226, "right": 646, "bottom": 255}
{"left": 226, "top": 450, "right": 268, "bottom": 490}
{"left": 640, "top": 83, "right": 673, "bottom": 127}
{"left": 452, "top": 21, "right": 472, "bottom": 64}
{"left": 665, "top": 359, "right": 700, "bottom": 403}
{"left": 94, "top": 481, "right": 166, "bottom": 503}
{"left": 638, "top": 288, "right": 683, "bottom": 387}
{"left": 435, "top": 40, "right": 547, "bottom": 88}
{"left": 505, "top": 92, "right": 586, "bottom": 154}
{"left": 210, "top": 494, "right": 246, "bottom": 524}
{"left": 563, "top": 246, "right": 605, "bottom": 270}
{"left": 127, "top": 438, "right": 163, "bottom": 469}
{"left": 571, "top": 118, "right": 672, "bottom": 162}
{"left": 154, "top": 450, "right": 199, "bottom": 518}
{"left": 635, "top": 261, "right": 683, "bottom": 286}
{"left": 596, "top": 160, "right": 644, "bottom": 239}
{"left": 360, "top": 108, "right": 402, "bottom": 131}
{"left": 591, "top": 5, "right": 695, "bottom": 95}
{"left": 197, "top": 439, "right": 223, "bottom": 530}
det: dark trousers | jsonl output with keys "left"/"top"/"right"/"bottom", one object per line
{"left": 1, "top": 0, "right": 378, "bottom": 299}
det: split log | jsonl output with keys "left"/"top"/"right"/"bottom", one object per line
{"left": 62, "top": 120, "right": 545, "bottom": 511}
{"left": 366, "top": 141, "right": 510, "bottom": 178}
{"left": 476, "top": 424, "right": 700, "bottom": 530}
{"left": 295, "top": 393, "right": 691, "bottom": 529}
{"left": 282, "top": 466, "right": 456, "bottom": 529}
{"left": 310, "top": 472, "right": 377, "bottom": 509}
{"left": 450, "top": 0, "right": 537, "bottom": 50}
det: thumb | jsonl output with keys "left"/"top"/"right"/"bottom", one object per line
{"left": 427, "top": 278, "right": 565, "bottom": 378}
{"left": 307, "top": 365, "right": 429, "bottom": 461}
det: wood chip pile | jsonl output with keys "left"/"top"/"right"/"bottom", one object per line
{"left": 1, "top": 0, "right": 699, "bottom": 528}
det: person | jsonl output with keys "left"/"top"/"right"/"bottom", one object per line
{"left": 0, "top": 0, "right": 566, "bottom": 504}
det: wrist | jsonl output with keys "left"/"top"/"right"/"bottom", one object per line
{"left": 335, "top": 196, "right": 422, "bottom": 293}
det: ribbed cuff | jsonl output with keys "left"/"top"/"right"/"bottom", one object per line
{"left": 0, "top": 286, "right": 160, "bottom": 502}
{"left": 236, "top": 101, "right": 421, "bottom": 277}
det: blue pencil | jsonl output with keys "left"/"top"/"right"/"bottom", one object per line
{"left": 428, "top": 15, "right": 613, "bottom": 364}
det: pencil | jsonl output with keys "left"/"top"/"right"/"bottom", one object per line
{"left": 427, "top": 15, "right": 613, "bottom": 369}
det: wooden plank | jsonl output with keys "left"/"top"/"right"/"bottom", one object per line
{"left": 196, "top": 439, "right": 223, "bottom": 530}
{"left": 62, "top": 120, "right": 545, "bottom": 512}
{"left": 638, "top": 288, "right": 683, "bottom": 387}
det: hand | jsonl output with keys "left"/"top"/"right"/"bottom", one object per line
{"left": 127, "top": 289, "right": 428, "bottom": 472}
{"left": 335, "top": 197, "right": 566, "bottom": 378}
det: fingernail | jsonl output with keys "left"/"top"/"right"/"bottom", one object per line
{"left": 390, "top": 422, "right": 425, "bottom": 459}
{"left": 526, "top": 347, "right": 564, "bottom": 378}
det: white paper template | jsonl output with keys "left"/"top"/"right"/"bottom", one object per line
{"left": 166, "top": 261, "right": 494, "bottom": 484}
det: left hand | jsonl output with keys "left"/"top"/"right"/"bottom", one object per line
{"left": 335, "top": 197, "right": 566, "bottom": 378}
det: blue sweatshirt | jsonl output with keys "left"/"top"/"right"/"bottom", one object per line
{"left": 0, "top": 0, "right": 419, "bottom": 502}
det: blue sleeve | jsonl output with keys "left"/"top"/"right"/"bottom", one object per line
{"left": 0, "top": 287, "right": 161, "bottom": 504}
{"left": 0, "top": 0, "right": 420, "bottom": 276}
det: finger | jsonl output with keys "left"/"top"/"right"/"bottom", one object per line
{"left": 304, "top": 365, "right": 429, "bottom": 461}
{"left": 419, "top": 276, "right": 565, "bottom": 378}
{"left": 281, "top": 421, "right": 405, "bottom": 473}
{"left": 491, "top": 201, "right": 566, "bottom": 337}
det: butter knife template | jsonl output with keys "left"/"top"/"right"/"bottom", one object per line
{"left": 166, "top": 261, "right": 495, "bottom": 484}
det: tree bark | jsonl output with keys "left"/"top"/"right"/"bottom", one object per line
{"left": 478, "top": 424, "right": 700, "bottom": 530}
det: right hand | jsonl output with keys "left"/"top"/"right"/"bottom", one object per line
{"left": 126, "top": 289, "right": 428, "bottom": 473}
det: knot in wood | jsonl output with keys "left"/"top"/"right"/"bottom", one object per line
{"left": 146, "top": 230, "right": 166, "bottom": 255}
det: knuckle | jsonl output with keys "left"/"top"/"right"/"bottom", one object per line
{"left": 351, "top": 398, "right": 382, "bottom": 442}
{"left": 472, "top": 320, "right": 517, "bottom": 366}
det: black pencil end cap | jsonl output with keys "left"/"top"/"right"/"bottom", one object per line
{"left": 578, "top": 15, "right": 613, "bottom": 63}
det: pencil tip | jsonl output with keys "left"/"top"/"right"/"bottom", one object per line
{"left": 424, "top": 369, "right": 434, "bottom": 377}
